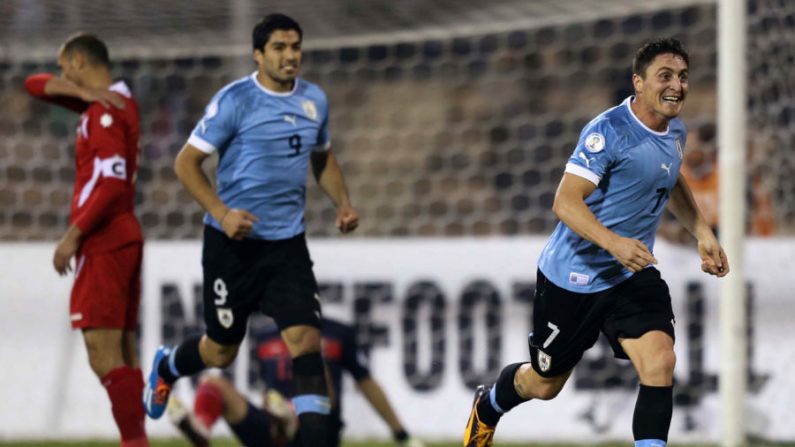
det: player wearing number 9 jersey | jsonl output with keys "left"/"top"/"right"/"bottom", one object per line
{"left": 188, "top": 65, "right": 331, "bottom": 240}
{"left": 143, "top": 14, "right": 358, "bottom": 447}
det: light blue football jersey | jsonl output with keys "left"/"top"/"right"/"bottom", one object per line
{"left": 188, "top": 73, "right": 330, "bottom": 240}
{"left": 538, "top": 97, "right": 687, "bottom": 292}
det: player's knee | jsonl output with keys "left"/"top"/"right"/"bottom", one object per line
{"left": 637, "top": 350, "right": 676, "bottom": 385}
{"left": 281, "top": 325, "right": 322, "bottom": 356}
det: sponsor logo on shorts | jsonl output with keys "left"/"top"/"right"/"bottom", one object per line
{"left": 217, "top": 308, "right": 234, "bottom": 329}
{"left": 70, "top": 313, "right": 83, "bottom": 321}
{"left": 537, "top": 350, "right": 552, "bottom": 372}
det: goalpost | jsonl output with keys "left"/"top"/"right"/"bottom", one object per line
{"left": 718, "top": 0, "right": 747, "bottom": 446}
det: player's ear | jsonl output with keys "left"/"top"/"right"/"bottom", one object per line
{"left": 72, "top": 51, "right": 87, "bottom": 70}
{"left": 253, "top": 48, "right": 264, "bottom": 65}
{"left": 632, "top": 73, "right": 643, "bottom": 94}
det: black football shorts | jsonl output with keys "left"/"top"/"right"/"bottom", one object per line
{"left": 201, "top": 226, "right": 322, "bottom": 345}
{"left": 529, "top": 267, "right": 675, "bottom": 377}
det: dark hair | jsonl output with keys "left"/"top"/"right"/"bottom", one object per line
{"left": 62, "top": 33, "right": 110, "bottom": 67}
{"left": 632, "top": 38, "right": 689, "bottom": 77}
{"left": 252, "top": 14, "right": 302, "bottom": 50}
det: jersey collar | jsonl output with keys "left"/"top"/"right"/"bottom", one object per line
{"left": 250, "top": 71, "right": 299, "bottom": 97}
{"left": 109, "top": 81, "right": 132, "bottom": 98}
{"left": 624, "top": 96, "right": 669, "bottom": 136}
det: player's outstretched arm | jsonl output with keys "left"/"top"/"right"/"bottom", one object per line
{"left": 310, "top": 148, "right": 358, "bottom": 233}
{"left": 24, "top": 73, "right": 124, "bottom": 111}
{"left": 174, "top": 143, "right": 257, "bottom": 240}
{"left": 667, "top": 176, "right": 729, "bottom": 277}
{"left": 554, "top": 173, "right": 657, "bottom": 272}
{"left": 356, "top": 377, "right": 424, "bottom": 447}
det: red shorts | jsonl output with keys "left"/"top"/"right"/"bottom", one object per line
{"left": 70, "top": 243, "right": 143, "bottom": 330}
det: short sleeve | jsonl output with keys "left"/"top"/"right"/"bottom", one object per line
{"left": 565, "top": 119, "right": 620, "bottom": 185}
{"left": 188, "top": 90, "right": 238, "bottom": 154}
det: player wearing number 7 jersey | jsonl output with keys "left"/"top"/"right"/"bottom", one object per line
{"left": 142, "top": 14, "right": 358, "bottom": 447}
{"left": 464, "top": 38, "right": 729, "bottom": 447}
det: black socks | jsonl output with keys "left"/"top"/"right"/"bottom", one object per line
{"left": 633, "top": 384, "right": 673, "bottom": 443}
{"left": 158, "top": 335, "right": 205, "bottom": 384}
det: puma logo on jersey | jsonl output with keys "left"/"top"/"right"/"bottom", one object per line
{"left": 284, "top": 115, "right": 297, "bottom": 126}
{"left": 661, "top": 162, "right": 672, "bottom": 176}
{"left": 578, "top": 152, "right": 594, "bottom": 168}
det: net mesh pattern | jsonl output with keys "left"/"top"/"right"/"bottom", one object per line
{"left": 1, "top": 0, "right": 792, "bottom": 240}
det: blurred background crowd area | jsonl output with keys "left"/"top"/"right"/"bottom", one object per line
{"left": 0, "top": 0, "right": 791, "bottom": 241}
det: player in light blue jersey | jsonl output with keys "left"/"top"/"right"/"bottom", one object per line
{"left": 143, "top": 14, "right": 357, "bottom": 447}
{"left": 465, "top": 38, "right": 729, "bottom": 447}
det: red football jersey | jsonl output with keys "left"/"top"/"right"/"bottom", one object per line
{"left": 25, "top": 75, "right": 144, "bottom": 253}
{"left": 70, "top": 81, "right": 143, "bottom": 254}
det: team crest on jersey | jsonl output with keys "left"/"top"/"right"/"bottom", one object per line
{"left": 100, "top": 113, "right": 113, "bottom": 128}
{"left": 675, "top": 138, "right": 683, "bottom": 159}
{"left": 217, "top": 308, "right": 234, "bottom": 329}
{"left": 302, "top": 100, "right": 318, "bottom": 121}
{"left": 537, "top": 350, "right": 552, "bottom": 372}
{"left": 585, "top": 132, "right": 605, "bottom": 153}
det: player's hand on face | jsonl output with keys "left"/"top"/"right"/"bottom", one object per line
{"left": 698, "top": 237, "right": 729, "bottom": 277}
{"left": 79, "top": 87, "right": 125, "bottom": 109}
{"left": 609, "top": 236, "right": 657, "bottom": 273}
{"left": 220, "top": 208, "right": 258, "bottom": 240}
{"left": 336, "top": 205, "right": 359, "bottom": 234}
{"left": 52, "top": 235, "right": 79, "bottom": 276}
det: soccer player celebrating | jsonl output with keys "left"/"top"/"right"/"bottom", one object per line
{"left": 142, "top": 14, "right": 358, "bottom": 447}
{"left": 167, "top": 317, "right": 425, "bottom": 447}
{"left": 24, "top": 34, "right": 147, "bottom": 447}
{"left": 464, "top": 38, "right": 729, "bottom": 447}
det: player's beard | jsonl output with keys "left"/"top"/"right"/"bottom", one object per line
{"left": 265, "top": 65, "right": 297, "bottom": 88}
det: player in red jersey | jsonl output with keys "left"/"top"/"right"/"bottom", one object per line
{"left": 24, "top": 33, "right": 147, "bottom": 447}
